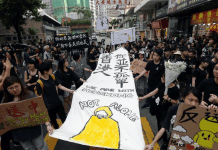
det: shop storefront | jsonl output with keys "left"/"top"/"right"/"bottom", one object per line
{"left": 191, "top": 8, "right": 218, "bottom": 37}
{"left": 151, "top": 19, "right": 169, "bottom": 40}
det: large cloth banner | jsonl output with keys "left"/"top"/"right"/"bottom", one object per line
{"left": 54, "top": 33, "right": 90, "bottom": 50}
{"left": 96, "top": 15, "right": 109, "bottom": 31}
{"left": 111, "top": 28, "right": 136, "bottom": 45}
{"left": 168, "top": 103, "right": 218, "bottom": 150}
{"left": 51, "top": 48, "right": 145, "bottom": 149}
{"left": 0, "top": 97, "right": 50, "bottom": 136}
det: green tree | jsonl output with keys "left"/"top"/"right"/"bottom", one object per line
{"left": 0, "top": 0, "right": 45, "bottom": 43}
{"left": 28, "top": 27, "right": 39, "bottom": 36}
{"left": 109, "top": 19, "right": 119, "bottom": 26}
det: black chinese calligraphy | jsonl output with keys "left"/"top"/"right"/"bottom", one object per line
{"left": 93, "top": 64, "right": 112, "bottom": 76}
{"left": 179, "top": 106, "right": 198, "bottom": 123}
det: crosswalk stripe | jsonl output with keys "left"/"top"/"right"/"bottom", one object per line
{"left": 141, "top": 117, "right": 160, "bottom": 150}
{"left": 44, "top": 119, "right": 62, "bottom": 150}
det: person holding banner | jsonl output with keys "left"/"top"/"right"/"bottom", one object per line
{"left": 135, "top": 49, "right": 165, "bottom": 108}
{"left": 144, "top": 87, "right": 217, "bottom": 150}
{"left": 87, "top": 46, "right": 98, "bottom": 71}
{"left": 37, "top": 62, "right": 75, "bottom": 129}
{"left": 55, "top": 58, "right": 83, "bottom": 114}
{"left": 139, "top": 73, "right": 180, "bottom": 149}
{"left": 71, "top": 52, "right": 92, "bottom": 89}
{"left": 2, "top": 76, "right": 53, "bottom": 150}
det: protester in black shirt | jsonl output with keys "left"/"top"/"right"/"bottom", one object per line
{"left": 145, "top": 87, "right": 217, "bottom": 150}
{"left": 133, "top": 45, "right": 139, "bottom": 59}
{"left": 207, "top": 49, "right": 218, "bottom": 78}
{"left": 192, "top": 57, "right": 209, "bottom": 87}
{"left": 198, "top": 63, "right": 218, "bottom": 106}
{"left": 135, "top": 49, "right": 164, "bottom": 108}
{"left": 2, "top": 76, "right": 53, "bottom": 150}
{"left": 36, "top": 62, "right": 74, "bottom": 129}
{"left": 24, "top": 59, "right": 40, "bottom": 92}
{"left": 163, "top": 47, "right": 171, "bottom": 61}
{"left": 139, "top": 75, "right": 179, "bottom": 149}
{"left": 52, "top": 46, "right": 61, "bottom": 71}
{"left": 177, "top": 47, "right": 190, "bottom": 91}
{"left": 87, "top": 46, "right": 98, "bottom": 71}
{"left": 55, "top": 58, "right": 83, "bottom": 114}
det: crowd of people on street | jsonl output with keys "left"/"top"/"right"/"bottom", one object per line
{"left": 1, "top": 33, "right": 218, "bottom": 150}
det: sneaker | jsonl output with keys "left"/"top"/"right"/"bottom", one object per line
{"left": 160, "top": 142, "right": 168, "bottom": 150}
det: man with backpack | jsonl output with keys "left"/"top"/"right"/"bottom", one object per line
{"left": 36, "top": 62, "right": 74, "bottom": 129}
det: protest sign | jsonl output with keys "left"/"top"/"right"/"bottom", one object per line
{"left": 96, "top": 16, "right": 109, "bottom": 31}
{"left": 111, "top": 28, "right": 135, "bottom": 45}
{"left": 130, "top": 59, "right": 147, "bottom": 74}
{"left": 51, "top": 48, "right": 145, "bottom": 149}
{"left": 54, "top": 33, "right": 90, "bottom": 50}
{"left": 0, "top": 97, "right": 50, "bottom": 136}
{"left": 168, "top": 103, "right": 218, "bottom": 150}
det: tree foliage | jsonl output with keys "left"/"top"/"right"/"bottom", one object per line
{"left": 109, "top": 19, "right": 119, "bottom": 26}
{"left": 28, "top": 27, "right": 39, "bottom": 36}
{"left": 0, "top": 0, "right": 45, "bottom": 43}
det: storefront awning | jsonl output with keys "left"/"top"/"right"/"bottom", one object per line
{"left": 134, "top": 0, "right": 168, "bottom": 14}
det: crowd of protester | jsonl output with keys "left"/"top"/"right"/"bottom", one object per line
{"left": 0, "top": 34, "right": 218, "bottom": 150}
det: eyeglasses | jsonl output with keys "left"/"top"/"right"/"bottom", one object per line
{"left": 7, "top": 85, "right": 19, "bottom": 91}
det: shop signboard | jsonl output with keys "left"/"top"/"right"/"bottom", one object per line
{"left": 168, "top": 0, "right": 205, "bottom": 14}
{"left": 151, "top": 21, "right": 161, "bottom": 29}
{"left": 191, "top": 8, "right": 218, "bottom": 25}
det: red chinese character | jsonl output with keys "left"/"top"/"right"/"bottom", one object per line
{"left": 113, "top": 0, "right": 116, "bottom": 4}
{"left": 107, "top": 0, "right": 111, "bottom": 4}
{"left": 28, "top": 101, "right": 38, "bottom": 113}
{"left": 102, "top": 0, "right": 105, "bottom": 4}
{"left": 124, "top": 0, "right": 128, "bottom": 4}
{"left": 6, "top": 105, "right": 25, "bottom": 117}
{"left": 96, "top": 0, "right": 100, "bottom": 4}
{"left": 118, "top": 0, "right": 122, "bottom": 4}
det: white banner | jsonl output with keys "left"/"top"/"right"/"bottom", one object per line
{"left": 111, "top": 27, "right": 136, "bottom": 45}
{"left": 50, "top": 48, "right": 145, "bottom": 149}
{"left": 95, "top": 0, "right": 130, "bottom": 5}
{"left": 96, "top": 16, "right": 109, "bottom": 31}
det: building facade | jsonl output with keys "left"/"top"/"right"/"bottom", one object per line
{"left": 53, "top": 0, "right": 90, "bottom": 23}
{"left": 42, "top": 0, "right": 54, "bottom": 16}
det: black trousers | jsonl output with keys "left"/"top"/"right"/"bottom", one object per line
{"left": 48, "top": 104, "right": 67, "bottom": 129}
{"left": 156, "top": 109, "right": 168, "bottom": 143}
{"left": 1, "top": 131, "right": 20, "bottom": 150}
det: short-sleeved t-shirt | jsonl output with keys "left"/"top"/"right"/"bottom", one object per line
{"left": 207, "top": 60, "right": 217, "bottom": 78}
{"left": 145, "top": 60, "right": 165, "bottom": 88}
{"left": 71, "top": 61, "right": 85, "bottom": 79}
{"left": 177, "top": 57, "right": 189, "bottom": 81}
{"left": 197, "top": 78, "right": 218, "bottom": 105}
{"left": 36, "top": 75, "right": 62, "bottom": 110}
{"left": 53, "top": 51, "right": 61, "bottom": 60}
{"left": 162, "top": 104, "right": 179, "bottom": 131}
{"left": 192, "top": 67, "right": 208, "bottom": 87}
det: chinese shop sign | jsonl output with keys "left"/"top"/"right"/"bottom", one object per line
{"left": 0, "top": 97, "right": 50, "bottom": 136}
{"left": 191, "top": 9, "right": 218, "bottom": 25}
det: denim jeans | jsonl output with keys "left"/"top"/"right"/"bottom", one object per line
{"left": 19, "top": 126, "right": 48, "bottom": 150}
